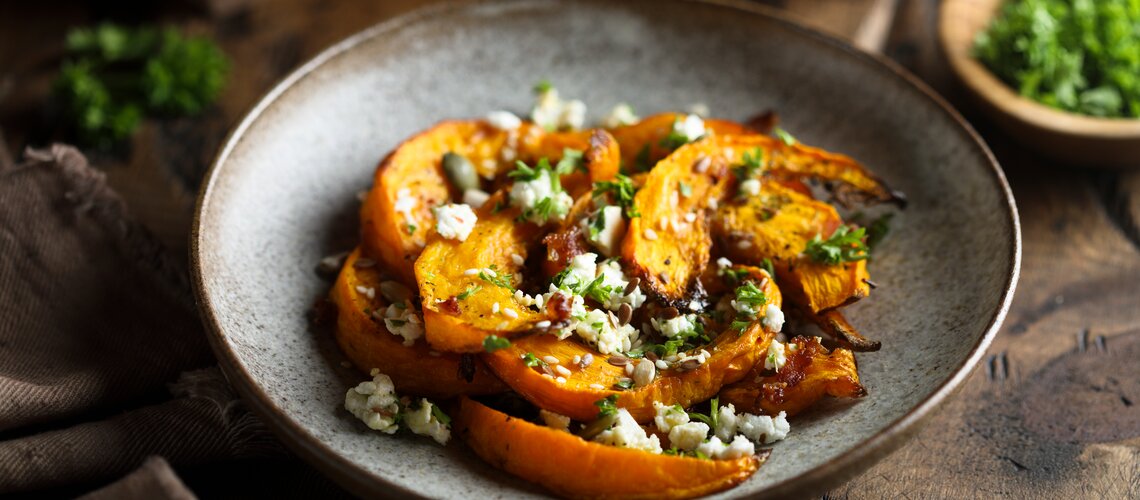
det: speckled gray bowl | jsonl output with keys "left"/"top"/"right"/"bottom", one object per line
{"left": 192, "top": 0, "right": 1020, "bottom": 497}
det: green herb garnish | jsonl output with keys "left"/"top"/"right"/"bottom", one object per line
{"left": 773, "top": 127, "right": 797, "bottom": 146}
{"left": 482, "top": 335, "right": 511, "bottom": 353}
{"left": 479, "top": 265, "right": 514, "bottom": 290}
{"left": 430, "top": 404, "right": 452, "bottom": 425}
{"left": 522, "top": 352, "right": 546, "bottom": 367}
{"left": 678, "top": 180, "right": 692, "bottom": 197}
{"left": 457, "top": 285, "right": 481, "bottom": 301}
{"left": 595, "top": 394, "right": 620, "bottom": 418}
{"left": 804, "top": 226, "right": 869, "bottom": 265}
{"left": 593, "top": 173, "right": 640, "bottom": 218}
{"left": 866, "top": 213, "right": 894, "bottom": 251}
{"left": 687, "top": 397, "right": 719, "bottom": 429}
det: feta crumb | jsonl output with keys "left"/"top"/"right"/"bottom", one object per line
{"left": 653, "top": 401, "right": 690, "bottom": 432}
{"left": 540, "top": 409, "right": 571, "bottom": 432}
{"left": 463, "top": 188, "right": 491, "bottom": 208}
{"left": 739, "top": 178, "right": 761, "bottom": 197}
{"left": 344, "top": 372, "right": 399, "bottom": 434}
{"left": 598, "top": 259, "right": 647, "bottom": 310}
{"left": 402, "top": 398, "right": 451, "bottom": 445}
{"left": 715, "top": 403, "right": 740, "bottom": 441}
{"left": 696, "top": 434, "right": 755, "bottom": 460}
{"left": 651, "top": 314, "right": 699, "bottom": 340}
{"left": 764, "top": 339, "right": 788, "bottom": 371}
{"left": 716, "top": 257, "right": 733, "bottom": 270}
{"left": 669, "top": 422, "right": 711, "bottom": 451}
{"left": 486, "top": 110, "right": 522, "bottom": 131}
{"left": 509, "top": 168, "right": 573, "bottom": 224}
{"left": 393, "top": 189, "right": 418, "bottom": 230}
{"left": 382, "top": 302, "right": 423, "bottom": 346}
{"left": 736, "top": 411, "right": 790, "bottom": 444}
{"left": 601, "top": 103, "right": 639, "bottom": 128}
{"left": 574, "top": 308, "right": 639, "bottom": 355}
{"left": 587, "top": 205, "right": 626, "bottom": 257}
{"left": 531, "top": 86, "right": 588, "bottom": 131}
{"left": 762, "top": 304, "right": 784, "bottom": 333}
{"left": 674, "top": 114, "right": 706, "bottom": 143}
{"left": 593, "top": 408, "right": 662, "bottom": 454}
{"left": 433, "top": 203, "right": 477, "bottom": 241}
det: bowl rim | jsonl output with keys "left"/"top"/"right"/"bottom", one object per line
{"left": 939, "top": 0, "right": 1140, "bottom": 138}
{"left": 191, "top": 0, "right": 1021, "bottom": 497}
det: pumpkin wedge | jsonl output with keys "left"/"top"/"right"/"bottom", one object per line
{"left": 414, "top": 196, "right": 550, "bottom": 353}
{"left": 519, "top": 129, "right": 620, "bottom": 198}
{"left": 482, "top": 266, "right": 781, "bottom": 422}
{"left": 622, "top": 139, "right": 732, "bottom": 305}
{"left": 608, "top": 112, "right": 752, "bottom": 172}
{"left": 455, "top": 397, "right": 764, "bottom": 499}
{"left": 719, "top": 336, "right": 866, "bottom": 417}
{"left": 331, "top": 248, "right": 506, "bottom": 397}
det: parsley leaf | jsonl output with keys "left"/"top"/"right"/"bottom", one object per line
{"left": 533, "top": 79, "right": 553, "bottom": 94}
{"left": 405, "top": 223, "right": 417, "bottom": 235}
{"left": 760, "top": 258, "right": 777, "bottom": 283}
{"left": 430, "top": 404, "right": 452, "bottom": 425}
{"left": 866, "top": 213, "right": 893, "bottom": 251}
{"left": 678, "top": 180, "right": 692, "bottom": 197}
{"left": 482, "top": 335, "right": 510, "bottom": 353}
{"left": 804, "top": 226, "right": 870, "bottom": 265}
{"left": 687, "top": 397, "right": 719, "bottom": 429}
{"left": 478, "top": 265, "right": 514, "bottom": 290}
{"left": 555, "top": 148, "right": 585, "bottom": 175}
{"left": 595, "top": 394, "right": 620, "bottom": 418}
{"left": 773, "top": 127, "right": 797, "bottom": 146}
{"left": 456, "top": 285, "right": 481, "bottom": 301}
{"left": 522, "top": 352, "right": 546, "bottom": 367}
{"left": 592, "top": 173, "right": 640, "bottom": 218}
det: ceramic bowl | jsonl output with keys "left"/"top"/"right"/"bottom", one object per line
{"left": 193, "top": 0, "right": 1020, "bottom": 497}
{"left": 941, "top": 0, "right": 1140, "bottom": 169}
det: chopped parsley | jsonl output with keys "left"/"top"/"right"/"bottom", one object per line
{"left": 522, "top": 352, "right": 546, "bottom": 367}
{"left": 430, "top": 404, "right": 452, "bottom": 425}
{"left": 734, "top": 147, "right": 764, "bottom": 180}
{"left": 482, "top": 335, "right": 510, "bottom": 353}
{"left": 687, "top": 397, "right": 719, "bottom": 429}
{"left": 804, "top": 226, "right": 870, "bottom": 265}
{"left": 733, "top": 282, "right": 767, "bottom": 317}
{"left": 719, "top": 266, "right": 750, "bottom": 285}
{"left": 773, "top": 127, "right": 797, "bottom": 146}
{"left": 533, "top": 79, "right": 553, "bottom": 94}
{"left": 613, "top": 379, "right": 634, "bottom": 391}
{"left": 678, "top": 180, "right": 692, "bottom": 197}
{"left": 478, "top": 265, "right": 514, "bottom": 290}
{"left": 865, "top": 213, "right": 893, "bottom": 251}
{"left": 508, "top": 157, "right": 554, "bottom": 183}
{"left": 405, "top": 223, "right": 417, "bottom": 235}
{"left": 760, "top": 258, "right": 777, "bottom": 283}
{"left": 556, "top": 148, "right": 586, "bottom": 174}
{"left": 550, "top": 266, "right": 617, "bottom": 304}
{"left": 592, "top": 173, "right": 640, "bottom": 218}
{"left": 630, "top": 144, "right": 652, "bottom": 173}
{"left": 456, "top": 285, "right": 481, "bottom": 301}
{"left": 595, "top": 394, "right": 620, "bottom": 418}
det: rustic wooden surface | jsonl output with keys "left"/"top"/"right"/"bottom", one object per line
{"left": 1, "top": 0, "right": 1138, "bottom": 497}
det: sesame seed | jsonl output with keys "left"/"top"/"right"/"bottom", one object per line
{"left": 643, "top": 228, "right": 658, "bottom": 241}
{"left": 483, "top": 268, "right": 497, "bottom": 277}
{"left": 536, "top": 320, "right": 552, "bottom": 328}
{"left": 684, "top": 212, "right": 697, "bottom": 223}
{"left": 555, "top": 365, "right": 572, "bottom": 377}
{"left": 355, "top": 286, "right": 376, "bottom": 299}
{"left": 511, "top": 253, "right": 525, "bottom": 266}
{"left": 738, "top": 240, "right": 753, "bottom": 249}
{"left": 492, "top": 302, "right": 500, "bottom": 313}
{"left": 589, "top": 383, "right": 606, "bottom": 390}
{"left": 542, "top": 355, "right": 560, "bottom": 365}
{"left": 555, "top": 376, "right": 567, "bottom": 384}
{"left": 693, "top": 155, "right": 710, "bottom": 173}
{"left": 503, "top": 308, "right": 519, "bottom": 319}
{"left": 463, "top": 268, "right": 479, "bottom": 276}
{"left": 708, "top": 197, "right": 719, "bottom": 209}
{"left": 496, "top": 321, "right": 508, "bottom": 330}
{"left": 535, "top": 294, "right": 545, "bottom": 308}
{"left": 542, "top": 373, "right": 554, "bottom": 380}
{"left": 481, "top": 158, "right": 496, "bottom": 170}
{"left": 572, "top": 355, "right": 582, "bottom": 364}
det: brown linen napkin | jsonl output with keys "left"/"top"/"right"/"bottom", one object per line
{"left": 0, "top": 145, "right": 303, "bottom": 496}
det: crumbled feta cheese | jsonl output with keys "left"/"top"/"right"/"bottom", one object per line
{"left": 601, "top": 103, "right": 639, "bottom": 128}
{"left": 382, "top": 302, "right": 423, "bottom": 346}
{"left": 344, "top": 371, "right": 399, "bottom": 433}
{"left": 715, "top": 403, "right": 740, "bottom": 441}
{"left": 764, "top": 339, "right": 788, "bottom": 371}
{"left": 463, "top": 188, "right": 491, "bottom": 208}
{"left": 597, "top": 259, "right": 647, "bottom": 310}
{"left": 574, "top": 308, "right": 639, "bottom": 355}
{"left": 735, "top": 411, "right": 790, "bottom": 444}
{"left": 739, "top": 178, "right": 761, "bottom": 197}
{"left": 531, "top": 86, "right": 588, "bottom": 131}
{"left": 540, "top": 409, "right": 571, "bottom": 433}
{"left": 433, "top": 203, "right": 477, "bottom": 241}
{"left": 716, "top": 257, "right": 733, "bottom": 270}
{"left": 651, "top": 314, "right": 699, "bottom": 339}
{"left": 762, "top": 304, "right": 784, "bottom": 333}
{"left": 402, "top": 398, "right": 451, "bottom": 445}
{"left": 674, "top": 114, "right": 706, "bottom": 143}
{"left": 393, "top": 188, "right": 417, "bottom": 230}
{"left": 696, "top": 435, "right": 754, "bottom": 459}
{"left": 509, "top": 168, "right": 573, "bottom": 224}
{"left": 593, "top": 408, "right": 662, "bottom": 454}
{"left": 486, "top": 110, "right": 522, "bottom": 130}
{"left": 587, "top": 205, "right": 626, "bottom": 257}
{"left": 669, "top": 422, "right": 710, "bottom": 452}
{"left": 653, "top": 402, "right": 690, "bottom": 432}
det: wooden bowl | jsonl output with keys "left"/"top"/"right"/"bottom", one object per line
{"left": 940, "top": 0, "right": 1140, "bottom": 169}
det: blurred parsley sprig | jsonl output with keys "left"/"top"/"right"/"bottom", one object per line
{"left": 973, "top": 0, "right": 1140, "bottom": 118}
{"left": 55, "top": 23, "right": 229, "bottom": 149}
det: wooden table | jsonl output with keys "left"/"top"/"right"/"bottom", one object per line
{"left": 2, "top": 0, "right": 1137, "bottom": 497}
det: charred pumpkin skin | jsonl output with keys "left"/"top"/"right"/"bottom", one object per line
{"left": 482, "top": 267, "right": 781, "bottom": 423}
{"left": 414, "top": 196, "right": 551, "bottom": 353}
{"left": 455, "top": 397, "right": 763, "bottom": 500}
{"left": 608, "top": 112, "right": 752, "bottom": 172}
{"left": 719, "top": 336, "right": 865, "bottom": 417}
{"left": 331, "top": 249, "right": 506, "bottom": 397}
{"left": 622, "top": 139, "right": 732, "bottom": 305}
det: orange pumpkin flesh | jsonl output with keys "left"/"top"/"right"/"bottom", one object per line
{"left": 608, "top": 112, "right": 752, "bottom": 171}
{"left": 331, "top": 248, "right": 506, "bottom": 398}
{"left": 455, "top": 397, "right": 764, "bottom": 500}
{"left": 719, "top": 336, "right": 865, "bottom": 417}
{"left": 482, "top": 267, "right": 781, "bottom": 422}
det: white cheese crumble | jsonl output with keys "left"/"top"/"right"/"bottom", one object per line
{"left": 509, "top": 168, "right": 573, "bottom": 224}
{"left": 669, "top": 422, "right": 711, "bottom": 452}
{"left": 462, "top": 188, "right": 490, "bottom": 208}
{"left": 531, "top": 86, "right": 587, "bottom": 131}
{"left": 433, "top": 203, "right": 477, "bottom": 242}
{"left": 540, "top": 409, "right": 571, "bottom": 433}
{"left": 597, "top": 259, "right": 646, "bottom": 310}
{"left": 714, "top": 403, "right": 791, "bottom": 445}
{"left": 716, "top": 257, "right": 733, "bottom": 271}
{"left": 585, "top": 205, "right": 626, "bottom": 257}
{"left": 381, "top": 302, "right": 423, "bottom": 346}
{"left": 673, "top": 114, "right": 706, "bottom": 143}
{"left": 403, "top": 398, "right": 451, "bottom": 445}
{"left": 696, "top": 434, "right": 755, "bottom": 460}
{"left": 653, "top": 401, "right": 690, "bottom": 432}
{"left": 593, "top": 408, "right": 662, "bottom": 454}
{"left": 762, "top": 304, "right": 784, "bottom": 333}
{"left": 601, "top": 103, "right": 639, "bottom": 128}
{"left": 574, "top": 308, "right": 639, "bottom": 355}
{"left": 715, "top": 403, "right": 740, "bottom": 441}
{"left": 486, "top": 110, "right": 522, "bottom": 131}
{"left": 739, "top": 178, "right": 761, "bottom": 197}
{"left": 651, "top": 314, "right": 699, "bottom": 339}
{"left": 344, "top": 370, "right": 399, "bottom": 434}
{"left": 393, "top": 188, "right": 417, "bottom": 231}
{"left": 764, "top": 339, "right": 788, "bottom": 371}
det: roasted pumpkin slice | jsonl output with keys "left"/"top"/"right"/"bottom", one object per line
{"left": 331, "top": 248, "right": 506, "bottom": 397}
{"left": 414, "top": 199, "right": 550, "bottom": 353}
{"left": 361, "top": 120, "right": 513, "bottom": 284}
{"left": 482, "top": 267, "right": 781, "bottom": 422}
{"left": 719, "top": 336, "right": 866, "bottom": 417}
{"left": 455, "top": 397, "right": 763, "bottom": 499}
{"left": 608, "top": 112, "right": 752, "bottom": 172}
{"left": 713, "top": 179, "right": 871, "bottom": 313}
{"left": 622, "top": 139, "right": 732, "bottom": 305}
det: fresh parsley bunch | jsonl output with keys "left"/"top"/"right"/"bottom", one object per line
{"left": 973, "top": 0, "right": 1140, "bottom": 118}
{"left": 55, "top": 23, "right": 229, "bottom": 149}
